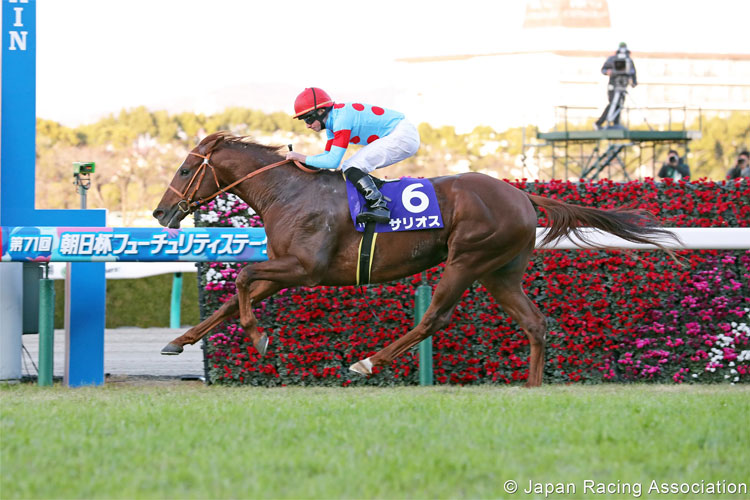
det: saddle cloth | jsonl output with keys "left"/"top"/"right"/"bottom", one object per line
{"left": 345, "top": 177, "right": 444, "bottom": 232}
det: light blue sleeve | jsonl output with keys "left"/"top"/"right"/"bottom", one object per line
{"left": 306, "top": 146, "right": 347, "bottom": 170}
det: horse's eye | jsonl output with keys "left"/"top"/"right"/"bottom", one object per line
{"left": 180, "top": 168, "right": 190, "bottom": 176}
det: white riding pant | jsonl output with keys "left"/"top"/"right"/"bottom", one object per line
{"left": 341, "top": 119, "right": 420, "bottom": 174}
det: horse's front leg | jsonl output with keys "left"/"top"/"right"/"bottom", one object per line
{"left": 161, "top": 256, "right": 308, "bottom": 356}
{"left": 161, "top": 294, "right": 240, "bottom": 355}
{"left": 234, "top": 255, "right": 314, "bottom": 354}
{"left": 240, "top": 225, "right": 348, "bottom": 350}
{"left": 235, "top": 277, "right": 282, "bottom": 356}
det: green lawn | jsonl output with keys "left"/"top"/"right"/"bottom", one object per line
{"left": 1, "top": 384, "right": 748, "bottom": 499}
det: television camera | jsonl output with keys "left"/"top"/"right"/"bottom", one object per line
{"left": 604, "top": 49, "right": 636, "bottom": 127}
{"left": 611, "top": 51, "right": 635, "bottom": 91}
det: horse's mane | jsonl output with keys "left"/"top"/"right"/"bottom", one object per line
{"left": 199, "top": 131, "right": 284, "bottom": 157}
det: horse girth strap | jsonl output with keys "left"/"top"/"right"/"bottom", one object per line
{"left": 356, "top": 222, "right": 378, "bottom": 286}
{"left": 169, "top": 152, "right": 319, "bottom": 212}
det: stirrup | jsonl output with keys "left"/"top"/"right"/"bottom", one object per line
{"left": 356, "top": 208, "right": 390, "bottom": 224}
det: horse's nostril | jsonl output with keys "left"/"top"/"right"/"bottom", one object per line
{"left": 153, "top": 209, "right": 163, "bottom": 219}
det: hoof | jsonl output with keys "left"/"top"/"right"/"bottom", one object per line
{"left": 161, "top": 342, "right": 184, "bottom": 355}
{"left": 349, "top": 357, "right": 373, "bottom": 375}
{"left": 254, "top": 334, "right": 269, "bottom": 356}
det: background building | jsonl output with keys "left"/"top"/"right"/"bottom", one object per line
{"left": 393, "top": 1, "right": 750, "bottom": 132}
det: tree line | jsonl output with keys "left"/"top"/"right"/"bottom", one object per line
{"left": 35, "top": 106, "right": 749, "bottom": 222}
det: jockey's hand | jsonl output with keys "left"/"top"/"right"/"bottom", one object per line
{"left": 285, "top": 151, "right": 306, "bottom": 163}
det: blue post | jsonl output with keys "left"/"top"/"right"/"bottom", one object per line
{"left": 64, "top": 262, "right": 106, "bottom": 386}
{"left": 170, "top": 272, "right": 183, "bottom": 328}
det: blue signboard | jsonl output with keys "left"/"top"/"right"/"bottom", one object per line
{"left": 1, "top": 227, "right": 269, "bottom": 262}
{"left": 2, "top": 0, "right": 105, "bottom": 388}
{"left": 1, "top": 0, "right": 36, "bottom": 222}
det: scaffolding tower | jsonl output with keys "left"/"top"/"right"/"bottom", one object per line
{"left": 522, "top": 106, "right": 703, "bottom": 180}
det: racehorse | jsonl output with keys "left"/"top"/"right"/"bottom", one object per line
{"left": 153, "top": 132, "right": 679, "bottom": 387}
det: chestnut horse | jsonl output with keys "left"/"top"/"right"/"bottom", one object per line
{"left": 153, "top": 132, "right": 678, "bottom": 387}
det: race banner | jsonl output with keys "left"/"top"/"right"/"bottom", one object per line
{"left": 0, "top": 227, "right": 268, "bottom": 262}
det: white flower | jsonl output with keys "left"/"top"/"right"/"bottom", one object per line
{"left": 205, "top": 268, "right": 222, "bottom": 283}
{"left": 230, "top": 216, "right": 249, "bottom": 227}
{"left": 716, "top": 334, "right": 734, "bottom": 347}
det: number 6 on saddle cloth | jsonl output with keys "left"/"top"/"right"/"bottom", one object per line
{"left": 345, "top": 178, "right": 444, "bottom": 233}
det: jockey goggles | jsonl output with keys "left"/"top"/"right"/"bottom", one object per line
{"left": 301, "top": 110, "right": 322, "bottom": 125}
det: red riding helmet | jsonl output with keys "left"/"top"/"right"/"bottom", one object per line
{"left": 293, "top": 87, "right": 334, "bottom": 118}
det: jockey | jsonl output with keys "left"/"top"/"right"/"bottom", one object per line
{"left": 285, "top": 87, "right": 420, "bottom": 224}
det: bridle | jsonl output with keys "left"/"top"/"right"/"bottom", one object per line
{"left": 168, "top": 151, "right": 319, "bottom": 213}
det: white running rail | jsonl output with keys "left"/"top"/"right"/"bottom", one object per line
{"left": 536, "top": 227, "right": 750, "bottom": 250}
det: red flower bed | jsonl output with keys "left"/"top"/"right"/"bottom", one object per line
{"left": 196, "top": 179, "right": 750, "bottom": 385}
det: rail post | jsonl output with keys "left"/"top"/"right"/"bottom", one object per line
{"left": 415, "top": 273, "right": 433, "bottom": 386}
{"left": 170, "top": 272, "right": 183, "bottom": 328}
{"left": 38, "top": 264, "right": 55, "bottom": 386}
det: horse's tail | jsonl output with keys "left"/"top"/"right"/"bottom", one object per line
{"left": 526, "top": 193, "right": 681, "bottom": 261}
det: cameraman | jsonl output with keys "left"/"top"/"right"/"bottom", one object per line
{"left": 726, "top": 151, "right": 749, "bottom": 179}
{"left": 594, "top": 42, "right": 638, "bottom": 130}
{"left": 657, "top": 150, "right": 690, "bottom": 180}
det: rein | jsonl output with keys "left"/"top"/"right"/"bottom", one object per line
{"left": 168, "top": 152, "right": 319, "bottom": 213}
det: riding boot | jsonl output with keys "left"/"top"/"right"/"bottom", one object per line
{"left": 352, "top": 176, "right": 391, "bottom": 224}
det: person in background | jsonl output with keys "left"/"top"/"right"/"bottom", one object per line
{"left": 657, "top": 149, "right": 690, "bottom": 180}
{"left": 594, "top": 42, "right": 637, "bottom": 130}
{"left": 726, "top": 151, "right": 750, "bottom": 179}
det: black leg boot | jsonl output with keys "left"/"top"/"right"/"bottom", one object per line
{"left": 345, "top": 169, "right": 391, "bottom": 224}
{"left": 354, "top": 176, "right": 391, "bottom": 224}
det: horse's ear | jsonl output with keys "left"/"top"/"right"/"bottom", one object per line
{"left": 198, "top": 133, "right": 225, "bottom": 156}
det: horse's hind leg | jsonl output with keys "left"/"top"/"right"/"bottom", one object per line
{"left": 354, "top": 264, "right": 477, "bottom": 373}
{"left": 479, "top": 260, "right": 547, "bottom": 387}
